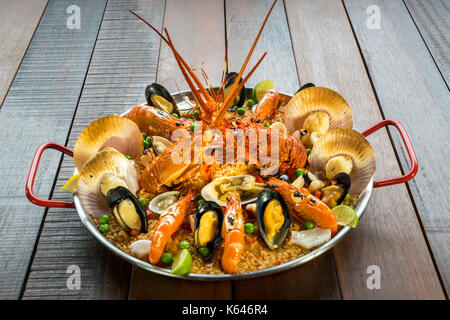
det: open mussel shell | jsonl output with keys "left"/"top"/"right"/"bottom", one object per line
{"left": 194, "top": 201, "right": 224, "bottom": 260}
{"left": 148, "top": 191, "right": 180, "bottom": 214}
{"left": 283, "top": 86, "right": 353, "bottom": 133}
{"left": 77, "top": 147, "right": 139, "bottom": 218}
{"left": 224, "top": 72, "right": 245, "bottom": 108}
{"left": 321, "top": 173, "right": 351, "bottom": 208}
{"left": 107, "top": 186, "right": 148, "bottom": 233}
{"left": 145, "top": 83, "right": 179, "bottom": 116}
{"left": 73, "top": 115, "right": 143, "bottom": 171}
{"left": 257, "top": 189, "right": 291, "bottom": 250}
{"left": 309, "top": 128, "right": 376, "bottom": 194}
{"left": 152, "top": 136, "right": 173, "bottom": 155}
{"left": 201, "top": 175, "right": 265, "bottom": 206}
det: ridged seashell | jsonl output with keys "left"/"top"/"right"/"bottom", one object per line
{"left": 73, "top": 115, "right": 143, "bottom": 171}
{"left": 308, "top": 129, "right": 375, "bottom": 194}
{"left": 283, "top": 86, "right": 353, "bottom": 133}
{"left": 77, "top": 147, "right": 139, "bottom": 218}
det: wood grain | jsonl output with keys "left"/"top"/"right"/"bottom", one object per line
{"left": 405, "top": 0, "right": 450, "bottom": 85}
{"left": 127, "top": 0, "right": 232, "bottom": 300}
{"left": 0, "top": 0, "right": 48, "bottom": 107}
{"left": 285, "top": 0, "right": 445, "bottom": 299}
{"left": 0, "top": 0, "right": 106, "bottom": 299}
{"left": 22, "top": 0, "right": 165, "bottom": 299}
{"left": 344, "top": 0, "right": 450, "bottom": 295}
{"left": 226, "top": 0, "right": 340, "bottom": 300}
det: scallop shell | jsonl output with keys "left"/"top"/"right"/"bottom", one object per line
{"left": 283, "top": 86, "right": 353, "bottom": 133}
{"left": 77, "top": 147, "right": 139, "bottom": 218}
{"left": 308, "top": 129, "right": 376, "bottom": 194}
{"left": 73, "top": 115, "right": 143, "bottom": 171}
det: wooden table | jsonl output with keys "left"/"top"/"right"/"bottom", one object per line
{"left": 0, "top": 0, "right": 448, "bottom": 300}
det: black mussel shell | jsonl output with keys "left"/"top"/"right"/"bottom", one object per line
{"left": 106, "top": 186, "right": 148, "bottom": 233}
{"left": 279, "top": 174, "right": 290, "bottom": 183}
{"left": 257, "top": 189, "right": 291, "bottom": 250}
{"left": 194, "top": 201, "right": 224, "bottom": 260}
{"left": 322, "top": 173, "right": 351, "bottom": 208}
{"left": 224, "top": 72, "right": 245, "bottom": 108}
{"left": 145, "top": 83, "right": 179, "bottom": 116}
{"left": 296, "top": 83, "right": 315, "bottom": 94}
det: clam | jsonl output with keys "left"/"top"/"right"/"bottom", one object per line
{"left": 129, "top": 239, "right": 152, "bottom": 259}
{"left": 201, "top": 175, "right": 265, "bottom": 206}
{"left": 291, "top": 228, "right": 331, "bottom": 250}
{"left": 77, "top": 147, "right": 139, "bottom": 218}
{"left": 224, "top": 72, "right": 245, "bottom": 108}
{"left": 107, "top": 186, "right": 148, "bottom": 233}
{"left": 321, "top": 173, "right": 351, "bottom": 208}
{"left": 148, "top": 191, "right": 181, "bottom": 214}
{"left": 257, "top": 189, "right": 291, "bottom": 250}
{"left": 73, "top": 115, "right": 143, "bottom": 171}
{"left": 194, "top": 201, "right": 224, "bottom": 260}
{"left": 309, "top": 128, "right": 376, "bottom": 194}
{"left": 145, "top": 83, "right": 179, "bottom": 116}
{"left": 152, "top": 136, "right": 172, "bottom": 155}
{"left": 283, "top": 86, "right": 353, "bottom": 137}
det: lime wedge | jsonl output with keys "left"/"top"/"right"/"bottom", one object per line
{"left": 171, "top": 249, "right": 193, "bottom": 276}
{"left": 60, "top": 173, "right": 80, "bottom": 193}
{"left": 252, "top": 80, "right": 275, "bottom": 102}
{"left": 332, "top": 205, "right": 358, "bottom": 228}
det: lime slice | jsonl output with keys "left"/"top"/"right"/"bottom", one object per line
{"left": 332, "top": 205, "right": 358, "bottom": 228}
{"left": 252, "top": 80, "right": 275, "bottom": 102}
{"left": 60, "top": 173, "right": 80, "bottom": 193}
{"left": 171, "top": 249, "right": 193, "bottom": 276}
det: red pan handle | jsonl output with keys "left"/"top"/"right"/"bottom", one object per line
{"left": 26, "top": 142, "right": 75, "bottom": 208}
{"left": 362, "top": 119, "right": 418, "bottom": 188}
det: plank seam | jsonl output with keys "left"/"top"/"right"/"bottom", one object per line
{"left": 0, "top": 1, "right": 49, "bottom": 109}
{"left": 282, "top": 0, "right": 301, "bottom": 88}
{"left": 19, "top": 0, "right": 110, "bottom": 300}
{"left": 341, "top": 0, "right": 447, "bottom": 299}
{"left": 402, "top": 0, "right": 449, "bottom": 90}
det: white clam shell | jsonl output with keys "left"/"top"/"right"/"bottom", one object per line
{"left": 129, "top": 240, "right": 152, "bottom": 259}
{"left": 148, "top": 191, "right": 181, "bottom": 214}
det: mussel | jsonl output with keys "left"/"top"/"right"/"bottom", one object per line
{"left": 145, "top": 83, "right": 179, "bottom": 116}
{"left": 107, "top": 186, "right": 148, "bottom": 233}
{"left": 194, "top": 201, "right": 224, "bottom": 260}
{"left": 224, "top": 72, "right": 245, "bottom": 108}
{"left": 257, "top": 189, "right": 291, "bottom": 250}
{"left": 321, "top": 173, "right": 351, "bottom": 208}
{"left": 295, "top": 82, "right": 315, "bottom": 93}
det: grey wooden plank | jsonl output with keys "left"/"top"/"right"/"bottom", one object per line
{"left": 22, "top": 0, "right": 166, "bottom": 300}
{"left": 285, "top": 0, "right": 445, "bottom": 299}
{"left": 226, "top": 0, "right": 341, "bottom": 300}
{"left": 128, "top": 0, "right": 233, "bottom": 300}
{"left": 0, "top": 0, "right": 48, "bottom": 107}
{"left": 0, "top": 0, "right": 106, "bottom": 299}
{"left": 405, "top": 0, "right": 450, "bottom": 85}
{"left": 344, "top": 0, "right": 450, "bottom": 295}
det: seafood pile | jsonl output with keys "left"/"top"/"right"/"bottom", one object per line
{"left": 63, "top": 0, "right": 376, "bottom": 275}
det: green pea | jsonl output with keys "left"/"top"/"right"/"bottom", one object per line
{"left": 295, "top": 169, "right": 305, "bottom": 177}
{"left": 125, "top": 154, "right": 131, "bottom": 160}
{"left": 244, "top": 223, "right": 255, "bottom": 234}
{"left": 139, "top": 197, "right": 148, "bottom": 207}
{"left": 190, "top": 124, "right": 198, "bottom": 132}
{"left": 146, "top": 136, "right": 153, "bottom": 146}
{"left": 143, "top": 140, "right": 150, "bottom": 149}
{"left": 306, "top": 148, "right": 312, "bottom": 156}
{"left": 193, "top": 110, "right": 200, "bottom": 119}
{"left": 237, "top": 107, "right": 246, "bottom": 116}
{"left": 196, "top": 194, "right": 203, "bottom": 201}
{"left": 246, "top": 99, "right": 256, "bottom": 108}
{"left": 263, "top": 122, "right": 270, "bottom": 127}
{"left": 172, "top": 113, "right": 180, "bottom": 119}
{"left": 142, "top": 132, "right": 147, "bottom": 139}
{"left": 197, "top": 199, "right": 205, "bottom": 206}
{"left": 179, "top": 241, "right": 191, "bottom": 250}
{"left": 198, "top": 247, "right": 210, "bottom": 258}
{"left": 99, "top": 224, "right": 109, "bottom": 233}
{"left": 99, "top": 215, "right": 110, "bottom": 225}
{"left": 344, "top": 194, "right": 350, "bottom": 201}
{"left": 161, "top": 253, "right": 174, "bottom": 265}
{"left": 304, "top": 221, "right": 314, "bottom": 230}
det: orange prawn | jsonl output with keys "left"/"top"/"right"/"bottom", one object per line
{"left": 221, "top": 192, "right": 245, "bottom": 274}
{"left": 251, "top": 89, "right": 279, "bottom": 124}
{"left": 149, "top": 192, "right": 195, "bottom": 264}
{"left": 266, "top": 177, "right": 338, "bottom": 235}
